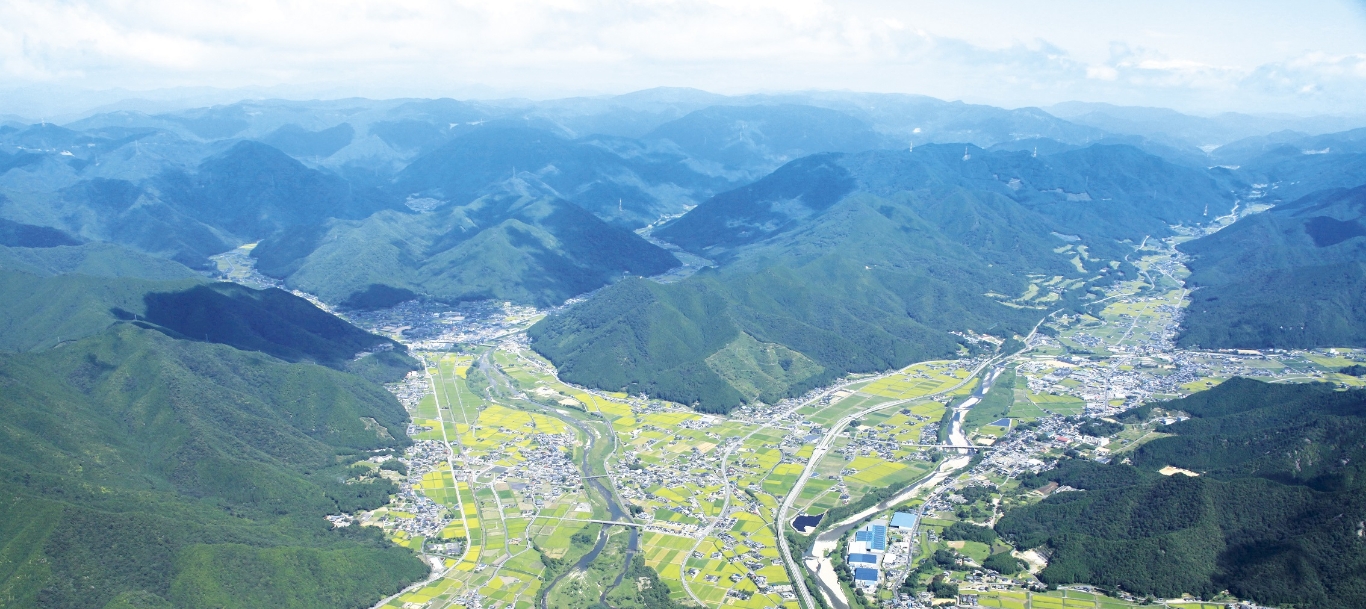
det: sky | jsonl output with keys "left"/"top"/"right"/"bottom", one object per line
{"left": 2, "top": 0, "right": 1365, "bottom": 117}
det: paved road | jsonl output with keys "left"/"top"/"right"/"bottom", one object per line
{"left": 469, "top": 352, "right": 639, "bottom": 609}
{"left": 679, "top": 382, "right": 857, "bottom": 607}
{"left": 777, "top": 313, "right": 1055, "bottom": 609}
{"left": 427, "top": 355, "right": 477, "bottom": 564}
{"left": 775, "top": 357, "right": 997, "bottom": 609}
{"left": 368, "top": 356, "right": 470, "bottom": 609}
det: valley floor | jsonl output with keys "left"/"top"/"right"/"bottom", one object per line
{"left": 230, "top": 232, "right": 1361, "bottom": 609}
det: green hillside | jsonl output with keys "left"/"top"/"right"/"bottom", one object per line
{"left": 140, "top": 282, "right": 399, "bottom": 366}
{"left": 391, "top": 126, "right": 731, "bottom": 228}
{"left": 0, "top": 243, "right": 205, "bottom": 281}
{"left": 0, "top": 218, "right": 82, "bottom": 248}
{"left": 528, "top": 182, "right": 1061, "bottom": 411}
{"left": 0, "top": 242, "right": 209, "bottom": 352}
{"left": 0, "top": 262, "right": 413, "bottom": 380}
{"left": 0, "top": 325, "right": 425, "bottom": 609}
{"left": 252, "top": 189, "right": 679, "bottom": 308}
{"left": 0, "top": 269, "right": 202, "bottom": 352}
{"left": 533, "top": 144, "right": 1223, "bottom": 412}
{"left": 997, "top": 379, "right": 1366, "bottom": 608}
{"left": 1178, "top": 185, "right": 1366, "bottom": 348}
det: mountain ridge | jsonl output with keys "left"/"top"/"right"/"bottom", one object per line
{"left": 533, "top": 142, "right": 1221, "bottom": 411}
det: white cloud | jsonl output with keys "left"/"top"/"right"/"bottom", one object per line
{"left": 0, "top": 0, "right": 1363, "bottom": 115}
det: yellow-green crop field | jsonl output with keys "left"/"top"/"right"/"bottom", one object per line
{"left": 859, "top": 360, "right": 977, "bottom": 401}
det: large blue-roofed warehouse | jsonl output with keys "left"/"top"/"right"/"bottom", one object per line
{"left": 848, "top": 553, "right": 879, "bottom": 568}
{"left": 890, "top": 512, "right": 917, "bottom": 529}
{"left": 852, "top": 521, "right": 888, "bottom": 552}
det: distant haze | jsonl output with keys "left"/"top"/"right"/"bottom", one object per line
{"left": 1, "top": 0, "right": 1365, "bottom": 118}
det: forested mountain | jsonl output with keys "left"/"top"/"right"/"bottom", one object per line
{"left": 997, "top": 379, "right": 1366, "bottom": 609}
{"left": 642, "top": 104, "right": 884, "bottom": 178}
{"left": 259, "top": 122, "right": 357, "bottom": 158}
{"left": 530, "top": 143, "right": 1232, "bottom": 411}
{"left": 0, "top": 241, "right": 427, "bottom": 607}
{"left": 5, "top": 92, "right": 1360, "bottom": 312}
{"left": 0, "top": 218, "right": 81, "bottom": 248}
{"left": 658, "top": 144, "right": 1232, "bottom": 260}
{"left": 4, "top": 88, "right": 1366, "bottom": 609}
{"left": 158, "top": 140, "right": 402, "bottom": 239}
{"left": 0, "top": 242, "right": 205, "bottom": 281}
{"left": 0, "top": 243, "right": 415, "bottom": 383}
{"left": 392, "top": 126, "right": 730, "bottom": 228}
{"left": 0, "top": 134, "right": 402, "bottom": 267}
{"left": 0, "top": 325, "right": 425, "bottom": 609}
{"left": 252, "top": 185, "right": 680, "bottom": 308}
{"left": 1211, "top": 129, "right": 1366, "bottom": 203}
{"left": 1046, "top": 102, "right": 1365, "bottom": 151}
{"left": 1178, "top": 184, "right": 1366, "bottom": 349}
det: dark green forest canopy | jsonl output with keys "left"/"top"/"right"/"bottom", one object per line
{"left": 0, "top": 259, "right": 417, "bottom": 379}
{"left": 0, "top": 325, "right": 425, "bottom": 609}
{"left": 1178, "top": 185, "right": 1366, "bottom": 349}
{"left": 139, "top": 282, "right": 401, "bottom": 367}
{"left": 995, "top": 379, "right": 1366, "bottom": 608}
{"left": 0, "top": 242, "right": 204, "bottom": 281}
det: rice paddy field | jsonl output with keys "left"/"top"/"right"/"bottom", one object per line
{"left": 854, "top": 360, "right": 978, "bottom": 402}
{"left": 370, "top": 350, "right": 607, "bottom": 609}
{"left": 446, "top": 348, "right": 985, "bottom": 609}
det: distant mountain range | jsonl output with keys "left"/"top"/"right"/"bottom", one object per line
{"left": 390, "top": 125, "right": 729, "bottom": 228}
{"left": 2, "top": 88, "right": 1365, "bottom": 348}
{"left": 1045, "top": 101, "right": 1366, "bottom": 150}
{"left": 253, "top": 184, "right": 681, "bottom": 308}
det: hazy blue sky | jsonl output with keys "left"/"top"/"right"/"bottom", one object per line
{"left": 2, "top": 0, "right": 1364, "bottom": 115}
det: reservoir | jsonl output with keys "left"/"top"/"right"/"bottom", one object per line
{"left": 792, "top": 513, "right": 824, "bottom": 533}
